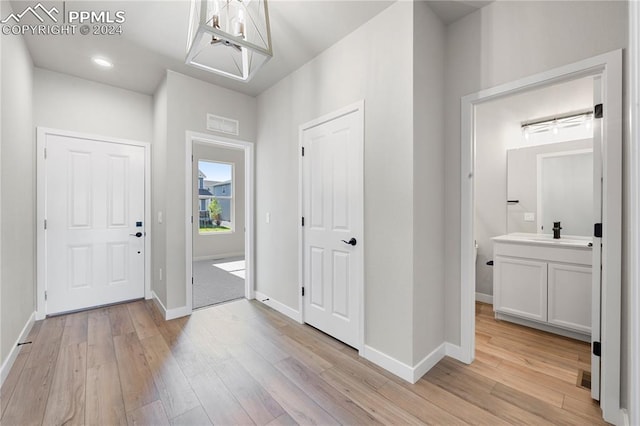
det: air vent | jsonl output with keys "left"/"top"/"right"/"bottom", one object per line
{"left": 207, "top": 114, "right": 239, "bottom": 136}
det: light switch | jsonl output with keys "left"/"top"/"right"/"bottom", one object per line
{"left": 524, "top": 212, "right": 535, "bottom": 222}
{"left": 266, "top": 212, "right": 271, "bottom": 224}
{"left": 158, "top": 211, "right": 163, "bottom": 224}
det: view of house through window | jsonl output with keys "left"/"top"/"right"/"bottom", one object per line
{"left": 198, "top": 160, "right": 233, "bottom": 233}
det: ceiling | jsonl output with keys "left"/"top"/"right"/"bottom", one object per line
{"left": 11, "top": 0, "right": 491, "bottom": 96}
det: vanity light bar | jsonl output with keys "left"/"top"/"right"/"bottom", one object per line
{"left": 521, "top": 109, "right": 594, "bottom": 132}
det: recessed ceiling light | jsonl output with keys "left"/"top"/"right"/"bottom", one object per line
{"left": 92, "top": 57, "right": 113, "bottom": 68}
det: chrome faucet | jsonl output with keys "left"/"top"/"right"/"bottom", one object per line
{"left": 553, "top": 221, "right": 562, "bottom": 239}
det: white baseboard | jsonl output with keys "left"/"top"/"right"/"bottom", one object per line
{"left": 475, "top": 292, "right": 493, "bottom": 304}
{"left": 152, "top": 292, "right": 191, "bottom": 321}
{"left": 362, "top": 343, "right": 446, "bottom": 384}
{"left": 193, "top": 252, "right": 244, "bottom": 262}
{"left": 1, "top": 311, "right": 35, "bottom": 387}
{"left": 444, "top": 342, "right": 465, "bottom": 361}
{"left": 254, "top": 291, "right": 302, "bottom": 323}
{"left": 620, "top": 408, "right": 629, "bottom": 426}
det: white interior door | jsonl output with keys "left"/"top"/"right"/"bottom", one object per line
{"left": 591, "top": 76, "right": 603, "bottom": 401}
{"left": 302, "top": 107, "right": 363, "bottom": 349}
{"left": 45, "top": 134, "right": 145, "bottom": 315}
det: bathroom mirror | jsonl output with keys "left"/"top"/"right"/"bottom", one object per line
{"left": 507, "top": 139, "right": 593, "bottom": 236}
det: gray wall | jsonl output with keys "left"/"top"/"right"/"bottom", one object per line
{"left": 33, "top": 68, "right": 153, "bottom": 142}
{"left": 155, "top": 71, "right": 256, "bottom": 310}
{"left": 192, "top": 143, "right": 245, "bottom": 260}
{"left": 0, "top": 0, "right": 34, "bottom": 366}
{"left": 256, "top": 1, "right": 446, "bottom": 366}
{"left": 444, "top": 0, "right": 628, "bottom": 346}
{"left": 412, "top": 1, "right": 446, "bottom": 364}
{"left": 152, "top": 77, "right": 168, "bottom": 304}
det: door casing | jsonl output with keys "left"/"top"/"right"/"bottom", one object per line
{"left": 36, "top": 127, "right": 151, "bottom": 320}
{"left": 298, "top": 100, "right": 365, "bottom": 353}
{"left": 459, "top": 50, "right": 622, "bottom": 424}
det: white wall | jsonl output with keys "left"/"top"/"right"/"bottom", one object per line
{"left": 33, "top": 68, "right": 152, "bottom": 142}
{"left": 160, "top": 71, "right": 256, "bottom": 310}
{"left": 0, "top": 0, "right": 34, "bottom": 365}
{"left": 444, "top": 0, "right": 628, "bottom": 345}
{"left": 192, "top": 143, "right": 245, "bottom": 260}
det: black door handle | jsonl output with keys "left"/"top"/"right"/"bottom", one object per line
{"left": 130, "top": 232, "right": 143, "bottom": 238}
{"left": 341, "top": 238, "right": 357, "bottom": 246}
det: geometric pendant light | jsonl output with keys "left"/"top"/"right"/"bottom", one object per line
{"left": 186, "top": 0, "right": 273, "bottom": 82}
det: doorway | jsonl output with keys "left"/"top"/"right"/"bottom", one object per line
{"left": 299, "top": 101, "right": 364, "bottom": 350}
{"left": 36, "top": 127, "right": 151, "bottom": 319}
{"left": 185, "top": 132, "right": 255, "bottom": 313}
{"left": 459, "top": 51, "right": 622, "bottom": 423}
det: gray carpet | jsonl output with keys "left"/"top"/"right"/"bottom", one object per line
{"left": 193, "top": 257, "right": 245, "bottom": 309}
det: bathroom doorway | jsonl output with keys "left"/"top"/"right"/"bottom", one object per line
{"left": 460, "top": 51, "right": 622, "bottom": 423}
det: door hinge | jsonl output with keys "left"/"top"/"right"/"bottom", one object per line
{"left": 192, "top": 277, "right": 194, "bottom": 284}
{"left": 44, "top": 148, "right": 47, "bottom": 159}
{"left": 44, "top": 291, "right": 47, "bottom": 301}
{"left": 302, "top": 146, "right": 305, "bottom": 157}
{"left": 593, "top": 341, "right": 601, "bottom": 356}
{"left": 301, "top": 217, "right": 305, "bottom": 227}
{"left": 594, "top": 223, "right": 602, "bottom": 238}
{"left": 44, "top": 219, "right": 47, "bottom": 230}
{"left": 191, "top": 155, "right": 194, "bottom": 162}
{"left": 301, "top": 287, "right": 305, "bottom": 297}
{"left": 191, "top": 216, "right": 193, "bottom": 224}
{"left": 594, "top": 103, "right": 603, "bottom": 119}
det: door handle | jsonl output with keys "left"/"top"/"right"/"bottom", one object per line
{"left": 130, "top": 232, "right": 143, "bottom": 238}
{"left": 341, "top": 237, "right": 357, "bottom": 246}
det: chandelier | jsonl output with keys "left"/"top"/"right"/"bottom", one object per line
{"left": 186, "top": 0, "right": 273, "bottom": 82}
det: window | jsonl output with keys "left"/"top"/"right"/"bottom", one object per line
{"left": 197, "top": 160, "right": 233, "bottom": 234}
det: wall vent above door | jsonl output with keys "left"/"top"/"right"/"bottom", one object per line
{"left": 207, "top": 114, "right": 239, "bottom": 136}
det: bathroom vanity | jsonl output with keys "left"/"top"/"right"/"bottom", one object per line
{"left": 492, "top": 233, "right": 592, "bottom": 341}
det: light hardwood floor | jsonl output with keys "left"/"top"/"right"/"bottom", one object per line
{"left": 0, "top": 300, "right": 606, "bottom": 425}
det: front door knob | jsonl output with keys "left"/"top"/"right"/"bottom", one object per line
{"left": 341, "top": 237, "right": 357, "bottom": 246}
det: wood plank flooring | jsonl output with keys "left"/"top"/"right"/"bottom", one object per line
{"left": 0, "top": 300, "right": 606, "bottom": 425}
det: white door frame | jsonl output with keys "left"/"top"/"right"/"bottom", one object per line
{"left": 185, "top": 131, "right": 255, "bottom": 313}
{"left": 298, "top": 100, "right": 365, "bottom": 353}
{"left": 36, "top": 127, "right": 152, "bottom": 320}
{"left": 629, "top": 2, "right": 640, "bottom": 425}
{"left": 459, "top": 50, "right": 622, "bottom": 424}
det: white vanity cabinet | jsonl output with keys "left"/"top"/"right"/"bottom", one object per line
{"left": 492, "top": 234, "right": 592, "bottom": 338}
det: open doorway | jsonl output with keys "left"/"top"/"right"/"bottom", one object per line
{"left": 460, "top": 51, "right": 622, "bottom": 423}
{"left": 193, "top": 151, "right": 245, "bottom": 308}
{"left": 186, "top": 132, "right": 255, "bottom": 312}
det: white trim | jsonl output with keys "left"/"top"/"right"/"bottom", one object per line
{"left": 362, "top": 343, "right": 446, "bottom": 384}
{"left": 475, "top": 292, "right": 493, "bottom": 305}
{"left": 621, "top": 409, "right": 630, "bottom": 426}
{"left": 0, "top": 312, "right": 35, "bottom": 387}
{"left": 460, "top": 50, "right": 622, "bottom": 424}
{"left": 298, "top": 100, "right": 366, "bottom": 353}
{"left": 495, "top": 312, "right": 590, "bottom": 342}
{"left": 152, "top": 291, "right": 190, "bottom": 320}
{"left": 36, "top": 127, "right": 152, "bottom": 320}
{"left": 185, "top": 131, "right": 256, "bottom": 318}
{"left": 192, "top": 252, "right": 245, "bottom": 262}
{"left": 254, "top": 291, "right": 303, "bottom": 323}
{"left": 444, "top": 342, "right": 464, "bottom": 360}
{"left": 628, "top": 2, "right": 640, "bottom": 425}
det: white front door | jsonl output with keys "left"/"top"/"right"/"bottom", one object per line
{"left": 44, "top": 133, "right": 145, "bottom": 315}
{"left": 301, "top": 105, "right": 363, "bottom": 348}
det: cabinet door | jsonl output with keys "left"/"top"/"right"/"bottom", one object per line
{"left": 494, "top": 256, "right": 548, "bottom": 322}
{"left": 548, "top": 263, "right": 592, "bottom": 334}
